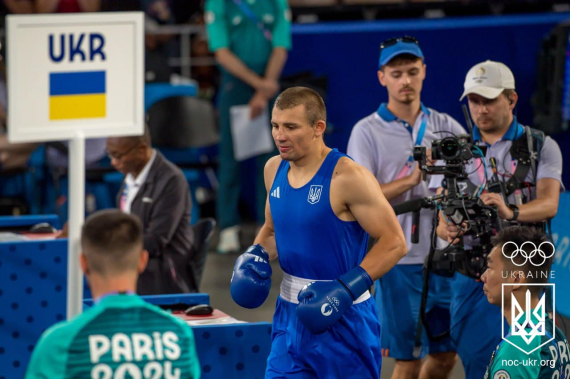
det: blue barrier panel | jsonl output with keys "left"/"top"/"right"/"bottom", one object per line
{"left": 1, "top": 240, "right": 271, "bottom": 379}
{"left": 0, "top": 239, "right": 67, "bottom": 379}
{"left": 133, "top": 294, "right": 272, "bottom": 378}
{"left": 194, "top": 323, "right": 272, "bottom": 379}
{"left": 551, "top": 192, "right": 570, "bottom": 318}
{"left": 0, "top": 215, "right": 60, "bottom": 229}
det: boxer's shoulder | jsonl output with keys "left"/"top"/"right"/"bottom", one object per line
{"left": 332, "top": 157, "right": 373, "bottom": 189}
{"left": 264, "top": 155, "right": 283, "bottom": 188}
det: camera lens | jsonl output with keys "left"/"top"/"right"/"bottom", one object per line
{"left": 439, "top": 137, "right": 460, "bottom": 160}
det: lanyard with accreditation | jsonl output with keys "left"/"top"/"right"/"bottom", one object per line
{"left": 392, "top": 114, "right": 428, "bottom": 180}
{"left": 232, "top": 0, "right": 273, "bottom": 42}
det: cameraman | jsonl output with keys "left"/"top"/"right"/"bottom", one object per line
{"left": 347, "top": 37, "right": 465, "bottom": 379}
{"left": 434, "top": 60, "right": 564, "bottom": 379}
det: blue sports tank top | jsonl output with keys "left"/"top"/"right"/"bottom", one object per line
{"left": 269, "top": 149, "right": 369, "bottom": 280}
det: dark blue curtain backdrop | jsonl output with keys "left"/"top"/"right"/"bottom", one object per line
{"left": 283, "top": 12, "right": 570, "bottom": 182}
{"left": 240, "top": 12, "right": 570, "bottom": 218}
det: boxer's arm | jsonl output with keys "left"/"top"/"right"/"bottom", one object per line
{"left": 339, "top": 160, "right": 407, "bottom": 281}
{"left": 253, "top": 155, "right": 281, "bottom": 261}
{"left": 254, "top": 199, "right": 277, "bottom": 261}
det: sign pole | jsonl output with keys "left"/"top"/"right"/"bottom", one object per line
{"left": 67, "top": 132, "right": 85, "bottom": 319}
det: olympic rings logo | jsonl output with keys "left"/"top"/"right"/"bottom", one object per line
{"left": 501, "top": 241, "right": 556, "bottom": 267}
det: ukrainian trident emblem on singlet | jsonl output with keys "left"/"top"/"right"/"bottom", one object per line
{"left": 307, "top": 185, "right": 323, "bottom": 204}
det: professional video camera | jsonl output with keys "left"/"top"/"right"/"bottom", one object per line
{"left": 394, "top": 131, "right": 503, "bottom": 348}
{"left": 393, "top": 132, "right": 501, "bottom": 280}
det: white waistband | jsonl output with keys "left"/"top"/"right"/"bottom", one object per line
{"left": 280, "top": 272, "right": 371, "bottom": 305}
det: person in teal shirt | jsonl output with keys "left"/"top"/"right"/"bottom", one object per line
{"left": 25, "top": 210, "right": 201, "bottom": 379}
{"left": 481, "top": 226, "right": 570, "bottom": 379}
{"left": 205, "top": 0, "right": 291, "bottom": 253}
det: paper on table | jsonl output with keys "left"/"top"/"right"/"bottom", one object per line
{"left": 186, "top": 317, "right": 246, "bottom": 326}
{"left": 0, "top": 232, "right": 30, "bottom": 242}
{"left": 230, "top": 105, "right": 274, "bottom": 161}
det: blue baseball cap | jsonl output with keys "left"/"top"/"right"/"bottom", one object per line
{"left": 379, "top": 38, "right": 424, "bottom": 68}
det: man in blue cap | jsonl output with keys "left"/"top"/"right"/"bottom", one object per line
{"left": 348, "top": 37, "right": 464, "bottom": 378}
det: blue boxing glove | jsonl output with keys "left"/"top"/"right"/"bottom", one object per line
{"left": 296, "top": 266, "right": 373, "bottom": 334}
{"left": 230, "top": 244, "right": 272, "bottom": 309}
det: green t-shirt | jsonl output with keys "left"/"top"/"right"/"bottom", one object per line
{"left": 205, "top": 0, "right": 291, "bottom": 74}
{"left": 25, "top": 294, "right": 201, "bottom": 379}
{"left": 484, "top": 313, "right": 570, "bottom": 379}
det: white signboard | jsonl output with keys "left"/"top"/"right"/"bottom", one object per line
{"left": 7, "top": 12, "right": 144, "bottom": 142}
{"left": 6, "top": 12, "right": 144, "bottom": 319}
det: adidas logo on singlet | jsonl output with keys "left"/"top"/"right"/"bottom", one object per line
{"left": 271, "top": 187, "right": 280, "bottom": 199}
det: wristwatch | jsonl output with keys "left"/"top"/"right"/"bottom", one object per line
{"left": 508, "top": 204, "right": 519, "bottom": 221}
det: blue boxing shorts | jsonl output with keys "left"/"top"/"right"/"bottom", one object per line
{"left": 375, "top": 264, "right": 455, "bottom": 359}
{"left": 266, "top": 274, "right": 382, "bottom": 378}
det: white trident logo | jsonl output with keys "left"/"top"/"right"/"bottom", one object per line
{"left": 501, "top": 283, "right": 556, "bottom": 355}
{"left": 512, "top": 289, "right": 546, "bottom": 344}
{"left": 307, "top": 185, "right": 323, "bottom": 204}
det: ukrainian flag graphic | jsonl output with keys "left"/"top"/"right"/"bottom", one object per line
{"left": 49, "top": 71, "right": 106, "bottom": 120}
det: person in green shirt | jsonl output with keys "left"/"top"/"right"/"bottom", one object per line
{"left": 25, "top": 210, "right": 201, "bottom": 379}
{"left": 481, "top": 226, "right": 570, "bottom": 379}
{"left": 205, "top": 0, "right": 291, "bottom": 254}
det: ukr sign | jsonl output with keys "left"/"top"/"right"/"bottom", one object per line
{"left": 6, "top": 12, "right": 144, "bottom": 319}
{"left": 7, "top": 12, "right": 144, "bottom": 142}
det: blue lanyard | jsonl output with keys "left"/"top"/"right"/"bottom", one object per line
{"left": 232, "top": 0, "right": 273, "bottom": 42}
{"left": 376, "top": 106, "right": 428, "bottom": 162}
{"left": 403, "top": 115, "right": 428, "bottom": 162}
{"left": 411, "top": 115, "right": 428, "bottom": 160}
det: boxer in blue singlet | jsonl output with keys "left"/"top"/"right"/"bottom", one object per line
{"left": 230, "top": 86, "right": 408, "bottom": 378}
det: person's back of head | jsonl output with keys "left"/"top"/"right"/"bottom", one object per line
{"left": 492, "top": 225, "right": 553, "bottom": 286}
{"left": 487, "top": 226, "right": 554, "bottom": 299}
{"left": 26, "top": 215, "right": 202, "bottom": 379}
{"left": 81, "top": 210, "right": 148, "bottom": 294}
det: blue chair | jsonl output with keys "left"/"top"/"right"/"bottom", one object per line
{"left": 188, "top": 217, "right": 216, "bottom": 292}
{"left": 0, "top": 145, "right": 45, "bottom": 215}
{"left": 144, "top": 83, "right": 197, "bottom": 111}
{"left": 44, "top": 158, "right": 116, "bottom": 224}
{"left": 145, "top": 84, "right": 219, "bottom": 225}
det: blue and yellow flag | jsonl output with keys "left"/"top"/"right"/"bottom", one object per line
{"left": 49, "top": 71, "right": 106, "bottom": 120}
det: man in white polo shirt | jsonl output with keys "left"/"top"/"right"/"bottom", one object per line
{"left": 347, "top": 36, "right": 465, "bottom": 379}
{"left": 433, "top": 60, "right": 564, "bottom": 379}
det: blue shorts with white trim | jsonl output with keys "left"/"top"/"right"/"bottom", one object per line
{"left": 266, "top": 295, "right": 382, "bottom": 378}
